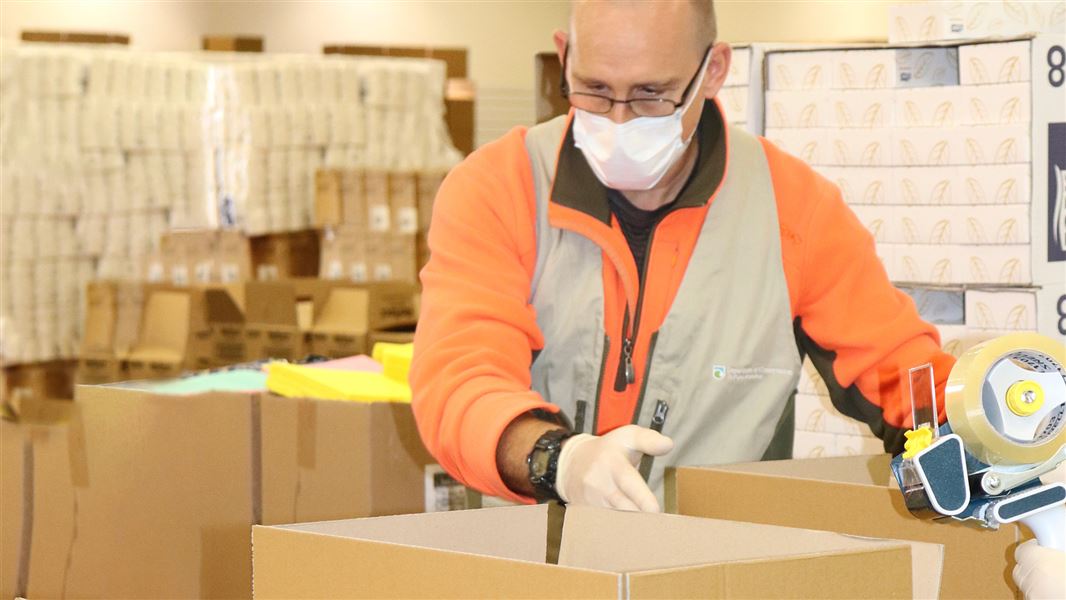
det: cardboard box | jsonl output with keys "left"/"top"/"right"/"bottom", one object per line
{"left": 7, "top": 385, "right": 432, "bottom": 598}
{"left": 965, "top": 288, "right": 1038, "bottom": 331}
{"left": 766, "top": 50, "right": 834, "bottom": 90}
{"left": 961, "top": 83, "right": 1030, "bottom": 126}
{"left": 308, "top": 283, "right": 418, "bottom": 359}
{"left": 826, "top": 128, "right": 891, "bottom": 167}
{"left": 895, "top": 87, "right": 962, "bottom": 128}
{"left": 416, "top": 171, "right": 445, "bottom": 232}
{"left": 833, "top": 49, "right": 894, "bottom": 89}
{"left": 160, "top": 230, "right": 253, "bottom": 284}
{"left": 959, "top": 164, "right": 1029, "bottom": 205}
{"left": 252, "top": 503, "right": 941, "bottom": 599}
{"left": 821, "top": 166, "right": 894, "bottom": 205}
{"left": 899, "top": 285, "right": 965, "bottom": 325}
{"left": 202, "top": 35, "right": 263, "bottom": 53}
{"left": 890, "top": 3, "right": 1064, "bottom": 44}
{"left": 717, "top": 85, "right": 749, "bottom": 124}
{"left": 675, "top": 455, "right": 1019, "bottom": 599}
{"left": 251, "top": 230, "right": 321, "bottom": 280}
{"left": 534, "top": 51, "right": 569, "bottom": 124}
{"left": 890, "top": 243, "right": 1031, "bottom": 285}
{"left": 848, "top": 204, "right": 895, "bottom": 243}
{"left": 244, "top": 280, "right": 323, "bottom": 361}
{"left": 724, "top": 45, "right": 751, "bottom": 88}
{"left": 763, "top": 127, "right": 827, "bottom": 165}
{"left": 319, "top": 225, "right": 369, "bottom": 282}
{"left": 893, "top": 127, "right": 956, "bottom": 167}
{"left": 959, "top": 40, "right": 1031, "bottom": 85}
{"left": 830, "top": 90, "right": 891, "bottom": 128}
{"left": 893, "top": 205, "right": 1030, "bottom": 244}
{"left": 893, "top": 166, "right": 958, "bottom": 205}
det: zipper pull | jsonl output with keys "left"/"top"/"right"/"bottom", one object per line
{"left": 639, "top": 400, "right": 671, "bottom": 481}
{"left": 614, "top": 337, "right": 635, "bottom": 392}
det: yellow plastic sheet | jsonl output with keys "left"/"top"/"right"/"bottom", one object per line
{"left": 266, "top": 362, "right": 411, "bottom": 403}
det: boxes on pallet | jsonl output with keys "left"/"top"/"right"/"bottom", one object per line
{"left": 308, "top": 283, "right": 418, "bottom": 359}
{"left": 243, "top": 279, "right": 330, "bottom": 362}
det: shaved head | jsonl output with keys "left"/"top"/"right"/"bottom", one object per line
{"left": 571, "top": 0, "right": 717, "bottom": 52}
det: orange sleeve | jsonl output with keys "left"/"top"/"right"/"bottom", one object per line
{"left": 761, "top": 138, "right": 956, "bottom": 454}
{"left": 410, "top": 127, "right": 556, "bottom": 503}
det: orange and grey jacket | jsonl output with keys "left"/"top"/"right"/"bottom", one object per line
{"left": 411, "top": 99, "right": 955, "bottom": 503}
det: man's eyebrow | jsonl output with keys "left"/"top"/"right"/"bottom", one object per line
{"left": 572, "top": 71, "right": 683, "bottom": 90}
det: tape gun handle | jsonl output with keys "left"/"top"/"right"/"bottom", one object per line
{"left": 1021, "top": 505, "right": 1065, "bottom": 552}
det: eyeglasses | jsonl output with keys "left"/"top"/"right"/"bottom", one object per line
{"left": 560, "top": 45, "right": 712, "bottom": 118}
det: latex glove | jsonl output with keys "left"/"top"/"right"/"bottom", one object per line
{"left": 1013, "top": 540, "right": 1066, "bottom": 600}
{"left": 555, "top": 425, "right": 674, "bottom": 512}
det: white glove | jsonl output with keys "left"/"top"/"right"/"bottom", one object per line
{"left": 555, "top": 425, "right": 674, "bottom": 512}
{"left": 1013, "top": 540, "right": 1066, "bottom": 600}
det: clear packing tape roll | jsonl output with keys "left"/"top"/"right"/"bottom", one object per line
{"left": 945, "top": 333, "right": 1066, "bottom": 466}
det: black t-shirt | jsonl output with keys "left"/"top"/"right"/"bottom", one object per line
{"left": 606, "top": 188, "right": 674, "bottom": 282}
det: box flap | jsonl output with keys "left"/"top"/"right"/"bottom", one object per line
{"left": 311, "top": 287, "right": 369, "bottom": 335}
{"left": 129, "top": 289, "right": 192, "bottom": 358}
{"left": 274, "top": 504, "right": 549, "bottom": 563}
{"left": 203, "top": 288, "right": 244, "bottom": 325}
{"left": 704, "top": 454, "right": 892, "bottom": 487}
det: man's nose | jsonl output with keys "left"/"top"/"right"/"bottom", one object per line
{"left": 606, "top": 101, "right": 638, "bottom": 124}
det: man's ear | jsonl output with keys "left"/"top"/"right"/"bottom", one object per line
{"left": 553, "top": 29, "right": 568, "bottom": 66}
{"left": 702, "top": 42, "right": 733, "bottom": 99}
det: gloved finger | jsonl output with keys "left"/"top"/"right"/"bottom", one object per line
{"left": 628, "top": 427, "right": 674, "bottom": 457}
{"left": 1014, "top": 539, "right": 1040, "bottom": 562}
{"left": 614, "top": 463, "right": 661, "bottom": 512}
{"left": 606, "top": 489, "right": 641, "bottom": 512}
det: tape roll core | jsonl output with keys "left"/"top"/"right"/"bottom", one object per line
{"left": 945, "top": 333, "right": 1066, "bottom": 466}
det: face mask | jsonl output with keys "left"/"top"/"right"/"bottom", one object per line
{"left": 572, "top": 52, "right": 710, "bottom": 191}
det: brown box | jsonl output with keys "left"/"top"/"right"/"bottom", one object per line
{"left": 445, "top": 80, "right": 475, "bottom": 155}
{"left": 20, "top": 30, "right": 129, "bottom": 45}
{"left": 77, "top": 281, "right": 143, "bottom": 385}
{"left": 388, "top": 172, "right": 418, "bottom": 235}
{"left": 416, "top": 170, "right": 446, "bottom": 231}
{"left": 1, "top": 361, "right": 76, "bottom": 413}
{"left": 202, "top": 35, "right": 264, "bottom": 53}
{"left": 251, "top": 231, "right": 321, "bottom": 281}
{"left": 252, "top": 504, "right": 942, "bottom": 599}
{"left": 319, "top": 225, "right": 368, "bottom": 283}
{"left": 245, "top": 280, "right": 313, "bottom": 361}
{"left": 388, "top": 233, "right": 418, "bottom": 284}
{"left": 323, "top": 44, "right": 467, "bottom": 79}
{"left": 674, "top": 455, "right": 1021, "bottom": 599}
{"left": 367, "top": 329, "right": 415, "bottom": 348}
{"left": 308, "top": 283, "right": 418, "bottom": 359}
{"left": 314, "top": 169, "right": 343, "bottom": 227}
{"left": 7, "top": 385, "right": 431, "bottom": 599}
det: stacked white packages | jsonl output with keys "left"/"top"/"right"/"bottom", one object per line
{"left": 767, "top": 35, "right": 1066, "bottom": 458}
{"left": 0, "top": 43, "right": 462, "bottom": 365}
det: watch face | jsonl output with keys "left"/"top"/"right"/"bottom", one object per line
{"left": 530, "top": 449, "right": 551, "bottom": 479}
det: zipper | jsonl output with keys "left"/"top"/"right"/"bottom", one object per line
{"left": 612, "top": 224, "right": 659, "bottom": 392}
{"left": 574, "top": 400, "right": 587, "bottom": 434}
{"left": 590, "top": 334, "right": 610, "bottom": 435}
{"left": 638, "top": 399, "right": 671, "bottom": 481}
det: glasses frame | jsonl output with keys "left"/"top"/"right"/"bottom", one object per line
{"left": 559, "top": 44, "right": 713, "bottom": 118}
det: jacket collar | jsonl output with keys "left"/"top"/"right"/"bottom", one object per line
{"left": 549, "top": 98, "right": 728, "bottom": 225}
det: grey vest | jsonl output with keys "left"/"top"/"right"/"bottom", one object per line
{"left": 525, "top": 116, "right": 801, "bottom": 501}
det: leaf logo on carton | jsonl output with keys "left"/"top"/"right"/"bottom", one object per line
{"left": 902, "top": 256, "right": 921, "bottom": 280}
{"left": 970, "top": 97, "right": 989, "bottom": 124}
{"left": 966, "top": 217, "right": 988, "bottom": 243}
{"left": 904, "top": 101, "right": 923, "bottom": 126}
{"left": 996, "top": 219, "right": 1019, "bottom": 243}
{"left": 903, "top": 140, "right": 921, "bottom": 166}
{"left": 1003, "top": 0, "right": 1029, "bottom": 25}
{"left": 931, "top": 180, "right": 952, "bottom": 204}
{"left": 863, "top": 180, "right": 884, "bottom": 204}
{"left": 965, "top": 138, "right": 984, "bottom": 164}
{"left": 903, "top": 216, "right": 921, "bottom": 242}
{"left": 805, "top": 410, "right": 825, "bottom": 432}
{"left": 1051, "top": 2, "right": 1066, "bottom": 27}
{"left": 860, "top": 142, "right": 882, "bottom": 166}
{"left": 799, "top": 103, "right": 820, "bottom": 127}
{"left": 969, "top": 58, "right": 990, "bottom": 84}
{"left": 967, "top": 3, "right": 989, "bottom": 29}
{"left": 931, "top": 219, "right": 952, "bottom": 243}
{"left": 996, "top": 178, "right": 1017, "bottom": 204}
{"left": 833, "top": 140, "right": 849, "bottom": 164}
{"left": 965, "top": 177, "right": 986, "bottom": 203}
{"left": 933, "top": 102, "right": 954, "bottom": 126}
{"left": 862, "top": 104, "right": 882, "bottom": 127}
{"left": 1006, "top": 304, "right": 1030, "bottom": 329}
{"left": 775, "top": 65, "right": 794, "bottom": 89}
{"left": 838, "top": 63, "right": 856, "bottom": 88}
{"left": 867, "top": 64, "right": 887, "bottom": 88}
{"left": 932, "top": 258, "right": 953, "bottom": 283}
{"left": 1001, "top": 97, "right": 1022, "bottom": 123}
{"left": 974, "top": 302, "right": 996, "bottom": 328}
{"left": 914, "top": 52, "right": 934, "bottom": 78}
{"left": 1000, "top": 258, "right": 1023, "bottom": 284}
{"left": 970, "top": 257, "right": 990, "bottom": 282}
{"left": 803, "top": 65, "right": 822, "bottom": 89}
{"left": 901, "top": 178, "right": 919, "bottom": 204}
{"left": 800, "top": 141, "right": 819, "bottom": 163}
{"left": 919, "top": 16, "right": 937, "bottom": 39}
{"left": 834, "top": 102, "right": 852, "bottom": 127}
{"left": 772, "top": 103, "right": 789, "bottom": 127}
{"left": 999, "top": 57, "right": 1022, "bottom": 83}
{"left": 836, "top": 178, "right": 854, "bottom": 203}
{"left": 929, "top": 140, "right": 950, "bottom": 165}
{"left": 809, "top": 445, "right": 826, "bottom": 458}
{"left": 994, "top": 139, "right": 1017, "bottom": 163}
{"left": 867, "top": 218, "right": 885, "bottom": 240}
{"left": 943, "top": 339, "right": 963, "bottom": 357}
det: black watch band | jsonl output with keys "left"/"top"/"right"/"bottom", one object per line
{"left": 527, "top": 428, "right": 576, "bottom": 503}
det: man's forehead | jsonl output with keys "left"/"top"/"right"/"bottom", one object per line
{"left": 569, "top": 0, "right": 704, "bottom": 52}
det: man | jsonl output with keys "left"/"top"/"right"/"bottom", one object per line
{"left": 411, "top": 0, "right": 955, "bottom": 512}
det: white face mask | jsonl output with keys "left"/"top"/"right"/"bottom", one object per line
{"left": 572, "top": 52, "right": 710, "bottom": 191}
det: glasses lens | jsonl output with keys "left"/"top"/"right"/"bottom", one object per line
{"left": 630, "top": 99, "right": 676, "bottom": 118}
{"left": 569, "top": 93, "right": 612, "bottom": 114}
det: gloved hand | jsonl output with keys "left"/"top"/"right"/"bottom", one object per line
{"left": 1013, "top": 540, "right": 1066, "bottom": 600}
{"left": 555, "top": 424, "right": 673, "bottom": 512}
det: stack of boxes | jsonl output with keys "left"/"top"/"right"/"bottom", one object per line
{"left": 765, "top": 35, "right": 1065, "bottom": 457}
{"left": 1, "top": 42, "right": 461, "bottom": 372}
{"left": 717, "top": 45, "right": 756, "bottom": 131}
{"left": 315, "top": 168, "right": 446, "bottom": 284}
{"left": 889, "top": 1, "right": 1066, "bottom": 44}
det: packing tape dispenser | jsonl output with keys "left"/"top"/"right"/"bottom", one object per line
{"left": 891, "top": 332, "right": 1066, "bottom": 551}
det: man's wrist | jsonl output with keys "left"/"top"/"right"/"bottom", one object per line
{"left": 526, "top": 428, "right": 577, "bottom": 503}
{"left": 496, "top": 412, "right": 570, "bottom": 497}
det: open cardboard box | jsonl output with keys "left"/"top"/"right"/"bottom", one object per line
{"left": 308, "top": 283, "right": 418, "bottom": 358}
{"left": 3, "top": 384, "right": 431, "bottom": 599}
{"left": 77, "top": 280, "right": 143, "bottom": 384}
{"left": 252, "top": 504, "right": 942, "bottom": 599}
{"left": 673, "top": 455, "right": 1020, "bottom": 599}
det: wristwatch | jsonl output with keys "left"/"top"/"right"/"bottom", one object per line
{"left": 527, "top": 428, "right": 575, "bottom": 503}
